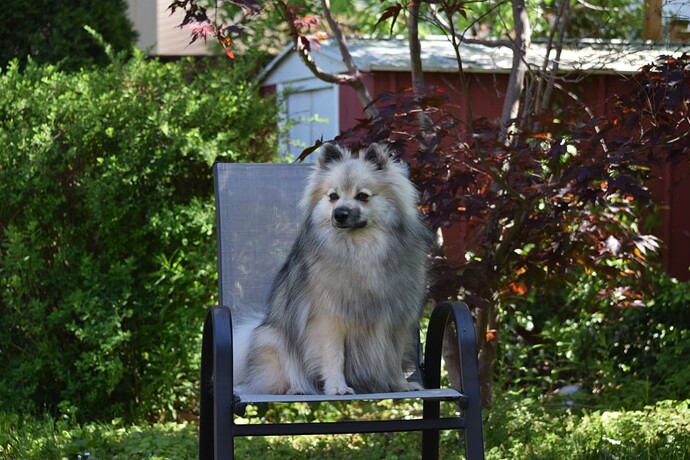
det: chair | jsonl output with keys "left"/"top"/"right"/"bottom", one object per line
{"left": 199, "top": 162, "right": 485, "bottom": 459}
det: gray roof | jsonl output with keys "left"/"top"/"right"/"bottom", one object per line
{"left": 262, "top": 36, "right": 687, "bottom": 79}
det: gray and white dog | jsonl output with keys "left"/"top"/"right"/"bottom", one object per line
{"left": 233, "top": 143, "right": 434, "bottom": 395}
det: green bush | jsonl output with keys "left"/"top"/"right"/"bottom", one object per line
{"left": 498, "top": 270, "right": 690, "bottom": 407}
{"left": 0, "top": 50, "right": 278, "bottom": 421}
{"left": 0, "top": 0, "right": 136, "bottom": 70}
{"left": 598, "top": 274, "right": 690, "bottom": 404}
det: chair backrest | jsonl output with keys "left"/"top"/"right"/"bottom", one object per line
{"left": 214, "top": 162, "right": 312, "bottom": 309}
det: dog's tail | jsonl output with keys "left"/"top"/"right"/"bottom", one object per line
{"left": 232, "top": 306, "right": 264, "bottom": 388}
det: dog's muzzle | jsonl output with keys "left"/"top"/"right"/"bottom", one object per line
{"left": 332, "top": 206, "right": 366, "bottom": 229}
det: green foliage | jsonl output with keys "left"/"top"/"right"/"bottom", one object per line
{"left": 0, "top": 413, "right": 197, "bottom": 460}
{"left": 455, "top": 0, "right": 643, "bottom": 40}
{"left": 325, "top": 1, "right": 643, "bottom": 40}
{"left": 0, "top": 0, "right": 137, "bottom": 70}
{"left": 485, "top": 396, "right": 690, "bottom": 460}
{"left": 0, "top": 51, "right": 279, "bottom": 421}
{"left": 3, "top": 397, "right": 689, "bottom": 459}
{"left": 499, "top": 271, "right": 690, "bottom": 409}
{"left": 596, "top": 274, "right": 690, "bottom": 405}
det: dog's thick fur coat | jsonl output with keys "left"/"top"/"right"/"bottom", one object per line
{"left": 233, "top": 143, "right": 434, "bottom": 395}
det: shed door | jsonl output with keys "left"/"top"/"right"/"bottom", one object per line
{"left": 284, "top": 85, "right": 338, "bottom": 160}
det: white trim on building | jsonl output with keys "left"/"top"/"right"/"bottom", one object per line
{"left": 127, "top": 0, "right": 213, "bottom": 56}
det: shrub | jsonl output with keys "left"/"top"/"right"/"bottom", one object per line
{"left": 0, "top": 0, "right": 137, "bottom": 70}
{"left": 0, "top": 50, "right": 278, "bottom": 421}
{"left": 598, "top": 273, "right": 690, "bottom": 404}
{"left": 498, "top": 270, "right": 690, "bottom": 408}
{"left": 485, "top": 395, "right": 690, "bottom": 460}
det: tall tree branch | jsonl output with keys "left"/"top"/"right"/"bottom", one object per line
{"left": 275, "top": 0, "right": 377, "bottom": 118}
{"left": 540, "top": 0, "right": 570, "bottom": 112}
{"left": 407, "top": 1, "right": 433, "bottom": 133}
{"left": 319, "top": 0, "right": 378, "bottom": 117}
{"left": 498, "top": 0, "right": 531, "bottom": 143}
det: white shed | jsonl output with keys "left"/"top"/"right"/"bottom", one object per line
{"left": 260, "top": 46, "right": 347, "bottom": 159}
{"left": 259, "top": 37, "right": 685, "bottom": 159}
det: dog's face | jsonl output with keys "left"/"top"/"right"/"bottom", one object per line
{"left": 326, "top": 183, "right": 373, "bottom": 230}
{"left": 303, "top": 143, "right": 394, "bottom": 233}
{"left": 301, "top": 143, "right": 419, "bottom": 239}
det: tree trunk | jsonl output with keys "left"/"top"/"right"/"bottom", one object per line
{"left": 407, "top": 1, "right": 434, "bottom": 135}
{"left": 319, "top": 0, "right": 378, "bottom": 117}
{"left": 475, "top": 296, "right": 498, "bottom": 407}
{"left": 498, "top": 0, "right": 531, "bottom": 144}
{"left": 475, "top": 0, "right": 531, "bottom": 405}
{"left": 406, "top": 2, "right": 468, "bottom": 399}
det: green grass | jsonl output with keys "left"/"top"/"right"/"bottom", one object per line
{"left": 2, "top": 396, "right": 689, "bottom": 460}
{"left": 484, "top": 397, "right": 690, "bottom": 459}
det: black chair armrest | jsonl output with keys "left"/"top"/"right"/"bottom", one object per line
{"left": 423, "top": 301, "right": 484, "bottom": 459}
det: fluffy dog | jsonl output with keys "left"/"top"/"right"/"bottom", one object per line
{"left": 233, "top": 143, "right": 434, "bottom": 395}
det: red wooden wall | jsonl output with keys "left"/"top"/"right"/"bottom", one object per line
{"left": 339, "top": 71, "right": 690, "bottom": 280}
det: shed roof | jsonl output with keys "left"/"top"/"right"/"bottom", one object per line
{"left": 261, "top": 36, "right": 686, "bottom": 82}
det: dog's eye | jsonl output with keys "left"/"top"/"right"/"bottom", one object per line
{"left": 355, "top": 192, "right": 370, "bottom": 202}
{"left": 328, "top": 192, "right": 340, "bottom": 202}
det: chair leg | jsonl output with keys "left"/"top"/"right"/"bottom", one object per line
{"left": 211, "top": 306, "right": 234, "bottom": 460}
{"left": 422, "top": 304, "right": 445, "bottom": 460}
{"left": 446, "top": 302, "right": 484, "bottom": 460}
{"left": 199, "top": 310, "right": 215, "bottom": 460}
{"left": 421, "top": 399, "right": 440, "bottom": 460}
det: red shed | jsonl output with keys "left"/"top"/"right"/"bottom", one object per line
{"left": 260, "top": 37, "right": 689, "bottom": 280}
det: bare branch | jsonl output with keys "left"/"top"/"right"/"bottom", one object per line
{"left": 427, "top": 3, "right": 513, "bottom": 49}
{"left": 540, "top": 1, "right": 570, "bottom": 112}
{"left": 575, "top": 0, "right": 610, "bottom": 12}
{"left": 292, "top": 46, "right": 357, "bottom": 85}
{"left": 407, "top": 1, "right": 433, "bottom": 133}
{"left": 275, "top": 0, "right": 377, "bottom": 118}
{"left": 319, "top": 0, "right": 378, "bottom": 117}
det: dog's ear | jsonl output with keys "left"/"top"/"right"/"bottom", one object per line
{"left": 363, "top": 143, "right": 391, "bottom": 170}
{"left": 318, "top": 143, "right": 344, "bottom": 169}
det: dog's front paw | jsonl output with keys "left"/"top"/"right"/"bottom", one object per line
{"left": 392, "top": 380, "right": 424, "bottom": 392}
{"left": 286, "top": 388, "right": 307, "bottom": 395}
{"left": 324, "top": 383, "right": 355, "bottom": 395}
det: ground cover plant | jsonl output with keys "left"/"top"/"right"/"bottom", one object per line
{"left": 2, "top": 396, "right": 689, "bottom": 459}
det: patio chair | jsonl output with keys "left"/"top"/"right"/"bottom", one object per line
{"left": 199, "top": 162, "right": 485, "bottom": 459}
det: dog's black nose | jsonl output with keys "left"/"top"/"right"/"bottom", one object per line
{"left": 333, "top": 207, "right": 350, "bottom": 224}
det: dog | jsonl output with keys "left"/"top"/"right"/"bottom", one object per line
{"left": 232, "top": 142, "right": 434, "bottom": 395}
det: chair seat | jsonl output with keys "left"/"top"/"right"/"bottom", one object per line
{"left": 232, "top": 388, "right": 469, "bottom": 417}
{"left": 235, "top": 388, "right": 464, "bottom": 405}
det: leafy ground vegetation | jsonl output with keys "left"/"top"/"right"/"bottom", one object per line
{"left": 2, "top": 272, "right": 689, "bottom": 459}
{"left": 1, "top": 394, "right": 689, "bottom": 459}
